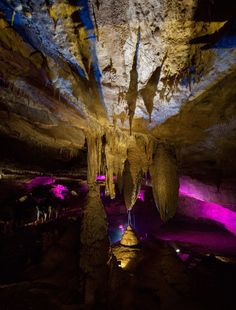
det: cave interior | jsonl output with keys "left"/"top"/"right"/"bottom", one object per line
{"left": 0, "top": 0, "right": 236, "bottom": 309}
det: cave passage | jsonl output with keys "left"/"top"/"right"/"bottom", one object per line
{"left": 1, "top": 0, "right": 236, "bottom": 309}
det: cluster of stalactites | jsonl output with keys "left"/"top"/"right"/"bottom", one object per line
{"left": 150, "top": 144, "right": 179, "bottom": 222}
{"left": 104, "top": 130, "right": 127, "bottom": 199}
{"left": 86, "top": 130, "right": 155, "bottom": 207}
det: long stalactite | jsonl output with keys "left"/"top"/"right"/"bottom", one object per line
{"left": 150, "top": 143, "right": 179, "bottom": 222}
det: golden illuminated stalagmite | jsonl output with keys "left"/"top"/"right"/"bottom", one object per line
{"left": 80, "top": 135, "right": 110, "bottom": 305}
{"left": 150, "top": 144, "right": 179, "bottom": 222}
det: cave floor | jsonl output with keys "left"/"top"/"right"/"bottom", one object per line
{"left": 0, "top": 215, "right": 235, "bottom": 309}
{"left": 0, "top": 181, "right": 236, "bottom": 309}
{"left": 112, "top": 239, "right": 236, "bottom": 310}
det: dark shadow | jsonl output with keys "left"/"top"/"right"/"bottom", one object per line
{"left": 190, "top": 20, "right": 236, "bottom": 49}
{"left": 194, "top": 0, "right": 236, "bottom": 22}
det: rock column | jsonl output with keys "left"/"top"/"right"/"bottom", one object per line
{"left": 80, "top": 135, "right": 110, "bottom": 305}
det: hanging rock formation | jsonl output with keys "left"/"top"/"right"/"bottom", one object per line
{"left": 104, "top": 129, "right": 127, "bottom": 199}
{"left": 123, "top": 135, "right": 153, "bottom": 210}
{"left": 126, "top": 28, "right": 140, "bottom": 135}
{"left": 140, "top": 53, "right": 167, "bottom": 122}
{"left": 150, "top": 144, "right": 179, "bottom": 222}
{"left": 123, "top": 159, "right": 142, "bottom": 211}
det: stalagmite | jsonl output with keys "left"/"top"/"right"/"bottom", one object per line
{"left": 80, "top": 187, "right": 110, "bottom": 305}
{"left": 120, "top": 225, "right": 139, "bottom": 247}
{"left": 150, "top": 144, "right": 179, "bottom": 222}
{"left": 80, "top": 134, "right": 110, "bottom": 305}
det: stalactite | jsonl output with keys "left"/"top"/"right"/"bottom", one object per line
{"left": 86, "top": 134, "right": 99, "bottom": 187}
{"left": 122, "top": 135, "right": 149, "bottom": 210}
{"left": 140, "top": 52, "right": 167, "bottom": 121}
{"left": 97, "top": 134, "right": 102, "bottom": 175}
{"left": 126, "top": 28, "right": 140, "bottom": 135}
{"left": 117, "top": 134, "right": 154, "bottom": 210}
{"left": 123, "top": 159, "right": 142, "bottom": 210}
{"left": 103, "top": 129, "right": 128, "bottom": 199}
{"left": 105, "top": 142, "right": 116, "bottom": 199}
{"left": 150, "top": 144, "right": 179, "bottom": 222}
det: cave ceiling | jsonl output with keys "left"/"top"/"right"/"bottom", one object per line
{"left": 0, "top": 0, "right": 236, "bottom": 180}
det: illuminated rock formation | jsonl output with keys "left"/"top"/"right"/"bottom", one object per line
{"left": 0, "top": 0, "right": 235, "bottom": 263}
{"left": 80, "top": 135, "right": 110, "bottom": 305}
{"left": 120, "top": 225, "right": 139, "bottom": 247}
{"left": 0, "top": 1, "right": 236, "bottom": 308}
{"left": 151, "top": 144, "right": 179, "bottom": 222}
{"left": 0, "top": 0, "right": 235, "bottom": 186}
{"left": 80, "top": 187, "right": 110, "bottom": 304}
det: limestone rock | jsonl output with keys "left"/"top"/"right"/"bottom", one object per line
{"left": 150, "top": 144, "right": 179, "bottom": 222}
{"left": 120, "top": 225, "right": 139, "bottom": 247}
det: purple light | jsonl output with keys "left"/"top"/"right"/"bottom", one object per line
{"left": 137, "top": 190, "right": 145, "bottom": 202}
{"left": 183, "top": 199, "right": 236, "bottom": 237}
{"left": 177, "top": 253, "right": 190, "bottom": 262}
{"left": 179, "top": 183, "right": 202, "bottom": 201}
{"left": 179, "top": 184, "right": 236, "bottom": 237}
{"left": 180, "top": 176, "right": 236, "bottom": 207}
{"left": 119, "top": 224, "right": 125, "bottom": 233}
{"left": 50, "top": 184, "right": 69, "bottom": 200}
{"left": 96, "top": 175, "right": 106, "bottom": 181}
{"left": 96, "top": 175, "right": 117, "bottom": 181}
{"left": 26, "top": 176, "right": 55, "bottom": 189}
